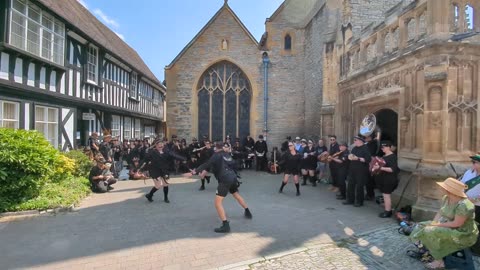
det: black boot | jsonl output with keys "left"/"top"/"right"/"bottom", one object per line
{"left": 214, "top": 220, "right": 231, "bottom": 233}
{"left": 163, "top": 186, "right": 169, "bottom": 203}
{"left": 199, "top": 179, "right": 205, "bottom": 190}
{"left": 301, "top": 175, "right": 307, "bottom": 186}
{"left": 145, "top": 187, "right": 157, "bottom": 202}
{"left": 295, "top": 183, "right": 300, "bottom": 196}
{"left": 206, "top": 176, "right": 211, "bottom": 184}
{"left": 244, "top": 208, "right": 252, "bottom": 219}
{"left": 310, "top": 176, "right": 317, "bottom": 187}
{"left": 279, "top": 182, "right": 287, "bottom": 193}
{"left": 379, "top": 210, "right": 392, "bottom": 218}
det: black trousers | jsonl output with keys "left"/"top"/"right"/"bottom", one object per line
{"left": 336, "top": 169, "right": 348, "bottom": 197}
{"left": 256, "top": 156, "right": 267, "bottom": 171}
{"left": 347, "top": 169, "right": 369, "bottom": 204}
{"left": 366, "top": 174, "right": 376, "bottom": 197}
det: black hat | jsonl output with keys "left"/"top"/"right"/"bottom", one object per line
{"left": 353, "top": 135, "right": 365, "bottom": 143}
{"left": 470, "top": 154, "right": 480, "bottom": 163}
{"left": 339, "top": 142, "right": 348, "bottom": 147}
{"left": 235, "top": 137, "right": 240, "bottom": 142}
{"left": 192, "top": 137, "right": 197, "bottom": 141}
{"left": 286, "top": 136, "right": 292, "bottom": 140}
{"left": 258, "top": 135, "right": 264, "bottom": 139}
{"left": 171, "top": 134, "right": 177, "bottom": 139}
{"left": 380, "top": 140, "right": 393, "bottom": 148}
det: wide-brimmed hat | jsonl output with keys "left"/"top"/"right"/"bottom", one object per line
{"left": 470, "top": 154, "right": 480, "bottom": 163}
{"left": 295, "top": 136, "right": 301, "bottom": 141}
{"left": 301, "top": 138, "right": 307, "bottom": 143}
{"left": 436, "top": 177, "right": 467, "bottom": 198}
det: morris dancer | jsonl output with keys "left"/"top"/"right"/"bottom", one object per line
{"left": 278, "top": 141, "right": 302, "bottom": 196}
{"left": 143, "top": 141, "right": 186, "bottom": 203}
{"left": 185, "top": 142, "right": 252, "bottom": 233}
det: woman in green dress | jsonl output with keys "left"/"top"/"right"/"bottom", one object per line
{"left": 409, "top": 177, "right": 478, "bottom": 269}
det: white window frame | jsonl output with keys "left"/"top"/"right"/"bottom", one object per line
{"left": 87, "top": 45, "right": 98, "bottom": 84}
{"left": 123, "top": 117, "right": 132, "bottom": 140}
{"left": 134, "top": 119, "right": 141, "bottom": 139}
{"left": 111, "top": 115, "right": 120, "bottom": 138}
{"left": 130, "top": 72, "right": 138, "bottom": 99}
{"left": 0, "top": 100, "right": 20, "bottom": 129}
{"left": 34, "top": 105, "right": 58, "bottom": 148}
{"left": 9, "top": 0, "right": 65, "bottom": 65}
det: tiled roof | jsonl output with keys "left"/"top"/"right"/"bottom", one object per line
{"left": 37, "top": 0, "right": 163, "bottom": 88}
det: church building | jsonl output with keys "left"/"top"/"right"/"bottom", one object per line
{"left": 166, "top": 0, "right": 480, "bottom": 219}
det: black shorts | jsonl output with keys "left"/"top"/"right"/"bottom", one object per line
{"left": 216, "top": 181, "right": 239, "bottom": 197}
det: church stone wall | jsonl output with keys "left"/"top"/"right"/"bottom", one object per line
{"left": 165, "top": 8, "right": 262, "bottom": 141}
{"left": 264, "top": 9, "right": 306, "bottom": 147}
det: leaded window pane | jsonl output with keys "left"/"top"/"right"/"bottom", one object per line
{"left": 198, "top": 89, "right": 210, "bottom": 139}
{"left": 197, "top": 61, "right": 250, "bottom": 141}
{"left": 211, "top": 90, "right": 223, "bottom": 141}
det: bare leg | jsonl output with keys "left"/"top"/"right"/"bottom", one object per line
{"left": 215, "top": 195, "right": 227, "bottom": 221}
{"left": 383, "top": 193, "right": 392, "bottom": 211}
{"left": 293, "top": 175, "right": 299, "bottom": 184}
{"left": 232, "top": 192, "right": 248, "bottom": 209}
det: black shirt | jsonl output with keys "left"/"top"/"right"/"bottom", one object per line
{"left": 196, "top": 151, "right": 237, "bottom": 183}
{"left": 89, "top": 166, "right": 103, "bottom": 183}
{"left": 349, "top": 145, "right": 372, "bottom": 173}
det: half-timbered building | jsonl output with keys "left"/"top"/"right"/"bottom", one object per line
{"left": 0, "top": 0, "right": 165, "bottom": 150}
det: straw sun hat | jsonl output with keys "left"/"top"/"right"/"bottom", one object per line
{"left": 436, "top": 177, "right": 468, "bottom": 198}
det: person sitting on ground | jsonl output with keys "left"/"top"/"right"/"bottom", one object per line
{"left": 129, "top": 158, "right": 147, "bottom": 180}
{"left": 408, "top": 177, "right": 478, "bottom": 269}
{"left": 89, "top": 159, "right": 117, "bottom": 193}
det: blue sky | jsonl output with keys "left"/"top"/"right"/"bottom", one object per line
{"left": 77, "top": 0, "right": 284, "bottom": 82}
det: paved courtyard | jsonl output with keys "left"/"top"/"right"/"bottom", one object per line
{"left": 0, "top": 171, "right": 476, "bottom": 270}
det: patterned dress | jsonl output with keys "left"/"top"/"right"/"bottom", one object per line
{"left": 410, "top": 195, "right": 478, "bottom": 259}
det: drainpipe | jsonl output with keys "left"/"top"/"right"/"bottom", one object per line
{"left": 262, "top": 52, "right": 270, "bottom": 140}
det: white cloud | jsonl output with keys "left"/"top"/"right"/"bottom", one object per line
{"left": 93, "top": 8, "right": 120, "bottom": 29}
{"left": 114, "top": 31, "right": 125, "bottom": 41}
{"left": 77, "top": 0, "right": 88, "bottom": 9}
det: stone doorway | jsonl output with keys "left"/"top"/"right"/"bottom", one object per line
{"left": 197, "top": 61, "right": 251, "bottom": 141}
{"left": 375, "top": 108, "right": 398, "bottom": 146}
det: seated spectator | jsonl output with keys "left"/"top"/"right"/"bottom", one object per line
{"left": 89, "top": 159, "right": 117, "bottom": 193}
{"left": 408, "top": 177, "right": 478, "bottom": 269}
{"left": 129, "top": 158, "right": 147, "bottom": 180}
{"left": 460, "top": 153, "right": 480, "bottom": 254}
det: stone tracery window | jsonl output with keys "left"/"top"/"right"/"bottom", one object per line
{"left": 384, "top": 32, "right": 392, "bottom": 53}
{"left": 418, "top": 12, "right": 426, "bottom": 36}
{"left": 465, "top": 4, "right": 474, "bottom": 30}
{"left": 391, "top": 27, "right": 399, "bottom": 50}
{"left": 452, "top": 4, "right": 460, "bottom": 31}
{"left": 197, "top": 61, "right": 251, "bottom": 141}
{"left": 407, "top": 18, "right": 416, "bottom": 41}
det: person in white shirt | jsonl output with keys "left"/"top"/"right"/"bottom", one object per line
{"left": 460, "top": 153, "right": 480, "bottom": 255}
{"left": 460, "top": 154, "right": 480, "bottom": 206}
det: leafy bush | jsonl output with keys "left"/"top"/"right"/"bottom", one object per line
{"left": 63, "top": 150, "right": 93, "bottom": 178}
{"left": 1, "top": 176, "right": 90, "bottom": 212}
{"left": 0, "top": 128, "right": 91, "bottom": 212}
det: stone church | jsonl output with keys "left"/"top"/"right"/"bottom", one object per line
{"left": 166, "top": 0, "right": 480, "bottom": 219}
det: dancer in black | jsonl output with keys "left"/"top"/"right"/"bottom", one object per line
{"left": 373, "top": 141, "right": 399, "bottom": 218}
{"left": 301, "top": 140, "right": 317, "bottom": 187}
{"left": 143, "top": 141, "right": 186, "bottom": 203}
{"left": 343, "top": 135, "right": 371, "bottom": 207}
{"left": 198, "top": 141, "right": 214, "bottom": 190}
{"left": 330, "top": 142, "right": 350, "bottom": 200}
{"left": 243, "top": 135, "right": 255, "bottom": 169}
{"left": 278, "top": 142, "right": 302, "bottom": 196}
{"left": 186, "top": 142, "right": 252, "bottom": 233}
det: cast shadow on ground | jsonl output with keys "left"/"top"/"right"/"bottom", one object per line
{"left": 0, "top": 171, "right": 398, "bottom": 269}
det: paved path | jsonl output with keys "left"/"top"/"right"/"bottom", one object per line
{"left": 1, "top": 171, "right": 403, "bottom": 270}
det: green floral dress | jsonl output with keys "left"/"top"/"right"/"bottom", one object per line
{"left": 410, "top": 195, "right": 478, "bottom": 259}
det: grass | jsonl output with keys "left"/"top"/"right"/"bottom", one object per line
{"left": 1, "top": 176, "right": 91, "bottom": 213}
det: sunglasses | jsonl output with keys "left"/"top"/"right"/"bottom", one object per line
{"left": 330, "top": 139, "right": 336, "bottom": 141}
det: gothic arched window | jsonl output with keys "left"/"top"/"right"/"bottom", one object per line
{"left": 284, "top": 34, "right": 292, "bottom": 50}
{"left": 197, "top": 61, "right": 251, "bottom": 141}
